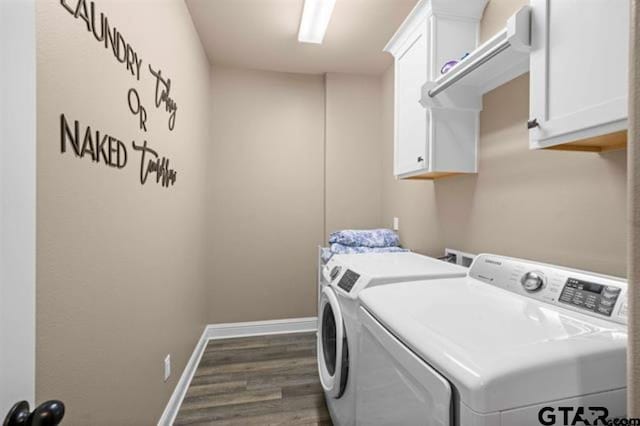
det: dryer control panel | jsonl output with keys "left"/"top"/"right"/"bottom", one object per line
{"left": 337, "top": 269, "right": 360, "bottom": 293}
{"left": 469, "top": 254, "right": 628, "bottom": 325}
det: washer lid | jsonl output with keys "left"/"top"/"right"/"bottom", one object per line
{"left": 359, "top": 278, "right": 627, "bottom": 414}
{"left": 330, "top": 252, "right": 466, "bottom": 281}
{"left": 327, "top": 253, "right": 467, "bottom": 298}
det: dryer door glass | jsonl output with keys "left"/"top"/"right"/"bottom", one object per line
{"left": 318, "top": 286, "right": 345, "bottom": 398}
{"left": 321, "top": 303, "right": 350, "bottom": 397}
{"left": 338, "top": 329, "right": 349, "bottom": 398}
{"left": 322, "top": 303, "right": 337, "bottom": 375}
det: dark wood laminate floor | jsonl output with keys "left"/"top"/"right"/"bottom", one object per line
{"left": 174, "top": 332, "right": 332, "bottom": 425}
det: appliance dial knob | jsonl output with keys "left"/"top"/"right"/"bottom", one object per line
{"left": 330, "top": 266, "right": 342, "bottom": 281}
{"left": 521, "top": 271, "right": 545, "bottom": 292}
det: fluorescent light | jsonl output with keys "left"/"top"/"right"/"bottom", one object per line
{"left": 298, "top": 0, "right": 336, "bottom": 44}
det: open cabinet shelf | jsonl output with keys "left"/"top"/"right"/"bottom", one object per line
{"left": 421, "top": 6, "right": 531, "bottom": 111}
{"left": 542, "top": 130, "right": 627, "bottom": 153}
{"left": 403, "top": 171, "right": 469, "bottom": 180}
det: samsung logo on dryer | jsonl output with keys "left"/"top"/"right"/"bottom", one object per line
{"left": 484, "top": 258, "right": 503, "bottom": 266}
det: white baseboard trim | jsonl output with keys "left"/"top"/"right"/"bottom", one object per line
{"left": 157, "top": 326, "right": 209, "bottom": 426}
{"left": 205, "top": 316, "right": 317, "bottom": 340}
{"left": 157, "top": 317, "right": 318, "bottom": 425}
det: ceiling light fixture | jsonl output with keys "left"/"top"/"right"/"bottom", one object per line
{"left": 298, "top": 0, "right": 336, "bottom": 44}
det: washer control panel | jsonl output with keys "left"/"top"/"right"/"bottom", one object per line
{"left": 559, "top": 278, "right": 621, "bottom": 317}
{"left": 469, "top": 254, "right": 628, "bottom": 325}
{"left": 337, "top": 269, "right": 360, "bottom": 293}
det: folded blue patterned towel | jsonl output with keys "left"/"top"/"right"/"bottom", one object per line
{"left": 329, "top": 229, "right": 400, "bottom": 248}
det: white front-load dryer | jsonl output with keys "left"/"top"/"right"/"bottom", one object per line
{"left": 317, "top": 252, "right": 467, "bottom": 426}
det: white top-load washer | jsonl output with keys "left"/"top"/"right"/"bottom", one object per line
{"left": 356, "top": 254, "right": 628, "bottom": 426}
{"left": 318, "top": 252, "right": 467, "bottom": 426}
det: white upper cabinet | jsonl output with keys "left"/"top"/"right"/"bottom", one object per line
{"left": 386, "top": 0, "right": 488, "bottom": 180}
{"left": 395, "top": 22, "right": 429, "bottom": 176}
{"left": 529, "top": 0, "right": 629, "bottom": 151}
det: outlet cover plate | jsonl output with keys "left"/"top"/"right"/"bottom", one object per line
{"left": 164, "top": 354, "right": 171, "bottom": 382}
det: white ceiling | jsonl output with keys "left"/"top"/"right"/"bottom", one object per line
{"left": 185, "top": 0, "right": 418, "bottom": 75}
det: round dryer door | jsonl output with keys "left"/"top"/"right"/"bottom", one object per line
{"left": 317, "top": 286, "right": 349, "bottom": 399}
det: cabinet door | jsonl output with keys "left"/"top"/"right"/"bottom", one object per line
{"left": 529, "top": 0, "right": 628, "bottom": 147}
{"left": 395, "top": 22, "right": 428, "bottom": 176}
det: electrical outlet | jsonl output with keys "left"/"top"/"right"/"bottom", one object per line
{"left": 393, "top": 217, "right": 399, "bottom": 231}
{"left": 164, "top": 354, "right": 171, "bottom": 382}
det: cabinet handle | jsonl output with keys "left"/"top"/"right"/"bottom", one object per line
{"left": 527, "top": 118, "right": 539, "bottom": 129}
{"left": 417, "top": 156, "right": 424, "bottom": 162}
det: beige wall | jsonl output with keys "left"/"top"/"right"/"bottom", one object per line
{"left": 435, "top": 74, "right": 627, "bottom": 276}
{"left": 36, "top": 0, "right": 210, "bottom": 424}
{"left": 206, "top": 69, "right": 386, "bottom": 323}
{"left": 380, "top": 0, "right": 628, "bottom": 276}
{"left": 207, "top": 65, "right": 325, "bottom": 323}
{"left": 325, "top": 73, "right": 384, "bottom": 235}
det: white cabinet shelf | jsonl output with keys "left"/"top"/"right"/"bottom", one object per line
{"left": 421, "top": 6, "right": 531, "bottom": 112}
